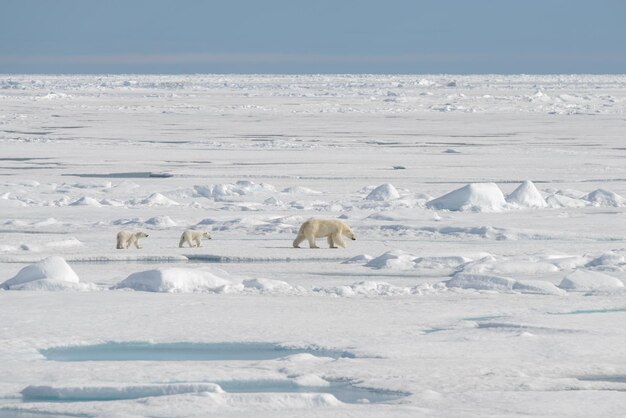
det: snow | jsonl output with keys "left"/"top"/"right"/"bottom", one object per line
{"left": 1, "top": 256, "right": 80, "bottom": 289}
{"left": 426, "top": 183, "right": 507, "bottom": 212}
{"left": 583, "top": 189, "right": 626, "bottom": 207}
{"left": 506, "top": 180, "right": 548, "bottom": 208}
{"left": 1, "top": 74, "right": 626, "bottom": 418}
{"left": 365, "top": 183, "right": 400, "bottom": 201}
{"left": 113, "top": 268, "right": 240, "bottom": 293}
{"left": 558, "top": 270, "right": 624, "bottom": 291}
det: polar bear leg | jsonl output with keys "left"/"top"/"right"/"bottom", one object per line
{"left": 293, "top": 233, "right": 306, "bottom": 248}
{"left": 327, "top": 235, "right": 337, "bottom": 248}
{"left": 133, "top": 237, "right": 141, "bottom": 249}
{"left": 194, "top": 237, "right": 202, "bottom": 247}
{"left": 332, "top": 232, "right": 346, "bottom": 248}
{"left": 116, "top": 237, "right": 124, "bottom": 249}
{"left": 307, "top": 234, "right": 319, "bottom": 249}
{"left": 179, "top": 235, "right": 186, "bottom": 248}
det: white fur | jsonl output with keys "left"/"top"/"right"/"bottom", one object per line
{"left": 179, "top": 229, "right": 211, "bottom": 248}
{"left": 116, "top": 230, "right": 149, "bottom": 249}
{"left": 293, "top": 218, "right": 356, "bottom": 249}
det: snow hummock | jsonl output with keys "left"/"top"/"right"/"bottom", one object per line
{"left": 583, "top": 189, "right": 626, "bottom": 207}
{"left": 558, "top": 270, "right": 624, "bottom": 291}
{"left": 365, "top": 250, "right": 417, "bottom": 270}
{"left": 1, "top": 256, "right": 94, "bottom": 291}
{"left": 506, "top": 180, "right": 547, "bottom": 208}
{"left": 70, "top": 196, "right": 103, "bottom": 207}
{"left": 113, "top": 268, "right": 239, "bottom": 293}
{"left": 446, "top": 273, "right": 517, "bottom": 291}
{"left": 427, "top": 183, "right": 507, "bottom": 212}
{"left": 282, "top": 186, "right": 322, "bottom": 195}
{"left": 144, "top": 216, "right": 178, "bottom": 227}
{"left": 446, "top": 273, "right": 565, "bottom": 295}
{"left": 195, "top": 181, "right": 277, "bottom": 200}
{"left": 365, "top": 183, "right": 400, "bottom": 201}
{"left": 137, "top": 193, "right": 180, "bottom": 206}
{"left": 315, "top": 281, "right": 436, "bottom": 297}
{"left": 241, "top": 278, "right": 297, "bottom": 293}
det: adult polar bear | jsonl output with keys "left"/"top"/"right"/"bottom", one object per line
{"left": 179, "top": 229, "right": 211, "bottom": 248}
{"left": 116, "top": 230, "right": 149, "bottom": 249}
{"left": 293, "top": 218, "right": 356, "bottom": 249}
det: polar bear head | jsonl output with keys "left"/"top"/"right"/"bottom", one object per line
{"left": 343, "top": 226, "right": 356, "bottom": 240}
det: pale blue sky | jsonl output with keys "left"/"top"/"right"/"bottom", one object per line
{"left": 1, "top": 0, "right": 624, "bottom": 73}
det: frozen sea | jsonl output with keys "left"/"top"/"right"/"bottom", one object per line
{"left": 1, "top": 74, "right": 626, "bottom": 417}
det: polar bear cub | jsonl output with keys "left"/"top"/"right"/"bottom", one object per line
{"left": 116, "top": 230, "right": 149, "bottom": 249}
{"left": 293, "top": 218, "right": 356, "bottom": 249}
{"left": 179, "top": 229, "right": 212, "bottom": 248}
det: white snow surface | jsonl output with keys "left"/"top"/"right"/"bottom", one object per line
{"left": 1, "top": 74, "right": 626, "bottom": 418}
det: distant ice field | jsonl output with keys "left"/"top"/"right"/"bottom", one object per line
{"left": 1, "top": 74, "right": 625, "bottom": 417}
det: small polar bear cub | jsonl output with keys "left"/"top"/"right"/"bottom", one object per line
{"left": 116, "top": 230, "right": 149, "bottom": 249}
{"left": 179, "top": 229, "right": 212, "bottom": 248}
{"left": 293, "top": 218, "right": 356, "bottom": 249}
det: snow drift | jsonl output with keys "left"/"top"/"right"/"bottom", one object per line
{"left": 558, "top": 270, "right": 624, "bottom": 291}
{"left": 1, "top": 256, "right": 94, "bottom": 291}
{"left": 114, "top": 268, "right": 239, "bottom": 293}
{"left": 427, "top": 183, "right": 507, "bottom": 212}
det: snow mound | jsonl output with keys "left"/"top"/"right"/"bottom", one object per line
{"left": 114, "top": 268, "right": 240, "bottom": 293}
{"left": 545, "top": 194, "right": 587, "bottom": 208}
{"left": 558, "top": 270, "right": 624, "bottom": 291}
{"left": 342, "top": 254, "right": 374, "bottom": 264}
{"left": 427, "top": 183, "right": 506, "bottom": 212}
{"left": 195, "top": 181, "right": 277, "bottom": 200}
{"left": 22, "top": 383, "right": 224, "bottom": 401}
{"left": 365, "top": 250, "right": 416, "bottom": 270}
{"left": 446, "top": 273, "right": 565, "bottom": 295}
{"left": 365, "top": 183, "right": 400, "bottom": 201}
{"left": 242, "top": 278, "right": 298, "bottom": 293}
{"left": 70, "top": 196, "right": 103, "bottom": 207}
{"left": 446, "top": 273, "right": 516, "bottom": 291}
{"left": 583, "top": 189, "right": 626, "bottom": 207}
{"left": 462, "top": 260, "right": 559, "bottom": 276}
{"left": 315, "top": 281, "right": 435, "bottom": 297}
{"left": 137, "top": 193, "right": 179, "bottom": 206}
{"left": 1, "top": 256, "right": 89, "bottom": 291}
{"left": 264, "top": 196, "right": 284, "bottom": 205}
{"left": 282, "top": 186, "right": 322, "bottom": 195}
{"left": 512, "top": 280, "right": 566, "bottom": 296}
{"left": 585, "top": 252, "right": 625, "bottom": 270}
{"left": 144, "top": 216, "right": 178, "bottom": 227}
{"left": 506, "top": 180, "right": 547, "bottom": 208}
{"left": 414, "top": 255, "right": 472, "bottom": 269}
{"left": 235, "top": 180, "right": 277, "bottom": 193}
